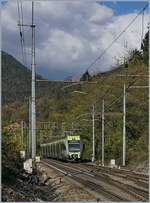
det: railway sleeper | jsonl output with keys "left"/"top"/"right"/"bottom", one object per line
{"left": 71, "top": 176, "right": 129, "bottom": 201}
{"left": 92, "top": 172, "right": 148, "bottom": 201}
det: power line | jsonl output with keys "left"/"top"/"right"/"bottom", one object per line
{"left": 85, "top": 3, "right": 148, "bottom": 73}
{"left": 17, "top": 1, "right": 24, "bottom": 64}
{"left": 17, "top": 1, "right": 27, "bottom": 66}
{"left": 20, "top": 1, "right": 27, "bottom": 66}
{"left": 141, "top": 9, "right": 144, "bottom": 42}
{"left": 104, "top": 77, "right": 140, "bottom": 111}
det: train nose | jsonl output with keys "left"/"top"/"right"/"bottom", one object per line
{"left": 74, "top": 154, "right": 78, "bottom": 159}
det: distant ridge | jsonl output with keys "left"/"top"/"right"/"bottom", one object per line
{"left": 2, "top": 51, "right": 66, "bottom": 104}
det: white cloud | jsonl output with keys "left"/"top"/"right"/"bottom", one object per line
{"left": 2, "top": 1, "right": 149, "bottom": 79}
{"left": 90, "top": 5, "right": 113, "bottom": 25}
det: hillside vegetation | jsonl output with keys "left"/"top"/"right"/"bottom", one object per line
{"left": 2, "top": 30, "right": 149, "bottom": 167}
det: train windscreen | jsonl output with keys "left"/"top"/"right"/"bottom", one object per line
{"left": 68, "top": 140, "right": 80, "bottom": 152}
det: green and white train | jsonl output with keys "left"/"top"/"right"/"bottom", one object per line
{"left": 41, "top": 135, "right": 82, "bottom": 161}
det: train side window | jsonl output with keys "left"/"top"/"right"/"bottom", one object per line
{"left": 52, "top": 145, "right": 53, "bottom": 156}
{"left": 56, "top": 143, "right": 58, "bottom": 155}
{"left": 62, "top": 142, "right": 66, "bottom": 152}
{"left": 59, "top": 143, "right": 61, "bottom": 154}
{"left": 55, "top": 143, "right": 57, "bottom": 156}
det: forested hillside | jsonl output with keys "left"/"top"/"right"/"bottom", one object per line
{"left": 2, "top": 30, "right": 149, "bottom": 167}
{"left": 2, "top": 51, "right": 71, "bottom": 124}
{"left": 2, "top": 51, "right": 70, "bottom": 104}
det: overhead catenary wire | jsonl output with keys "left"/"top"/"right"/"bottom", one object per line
{"left": 17, "top": 1, "right": 24, "bottom": 64}
{"left": 104, "top": 78, "right": 148, "bottom": 119}
{"left": 70, "top": 76, "right": 147, "bottom": 127}
{"left": 141, "top": 9, "right": 144, "bottom": 42}
{"left": 87, "top": 2, "right": 148, "bottom": 111}
{"left": 17, "top": 0, "right": 27, "bottom": 66}
{"left": 17, "top": 0, "right": 30, "bottom": 103}
{"left": 103, "top": 76, "right": 140, "bottom": 111}
{"left": 20, "top": 1, "right": 27, "bottom": 66}
{"left": 16, "top": 2, "right": 147, "bottom": 119}
{"left": 85, "top": 3, "right": 148, "bottom": 73}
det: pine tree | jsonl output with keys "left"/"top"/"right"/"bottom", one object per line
{"left": 141, "top": 30, "right": 149, "bottom": 66}
{"left": 80, "top": 71, "right": 91, "bottom": 81}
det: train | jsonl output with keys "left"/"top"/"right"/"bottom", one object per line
{"left": 41, "top": 134, "right": 82, "bottom": 161}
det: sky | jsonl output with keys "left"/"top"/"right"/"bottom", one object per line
{"left": 1, "top": 1, "right": 149, "bottom": 80}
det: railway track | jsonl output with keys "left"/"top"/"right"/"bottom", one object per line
{"left": 88, "top": 164, "right": 148, "bottom": 180}
{"left": 71, "top": 176, "right": 128, "bottom": 202}
{"left": 70, "top": 163, "right": 149, "bottom": 201}
{"left": 61, "top": 162, "right": 149, "bottom": 201}
{"left": 41, "top": 159, "right": 149, "bottom": 201}
{"left": 75, "top": 163, "right": 149, "bottom": 188}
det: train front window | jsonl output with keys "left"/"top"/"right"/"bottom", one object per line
{"left": 68, "top": 141, "right": 80, "bottom": 152}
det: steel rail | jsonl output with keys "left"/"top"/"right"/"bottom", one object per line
{"left": 40, "top": 159, "right": 148, "bottom": 201}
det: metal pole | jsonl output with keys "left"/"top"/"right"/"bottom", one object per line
{"left": 21, "top": 120, "right": 24, "bottom": 148}
{"left": 148, "top": 13, "right": 150, "bottom": 199}
{"left": 92, "top": 104, "right": 95, "bottom": 162}
{"left": 26, "top": 124, "right": 29, "bottom": 159}
{"left": 39, "top": 130, "right": 41, "bottom": 156}
{"left": 72, "top": 122, "right": 74, "bottom": 131}
{"left": 24, "top": 121, "right": 27, "bottom": 157}
{"left": 29, "top": 97, "right": 31, "bottom": 157}
{"left": 31, "top": 1, "right": 36, "bottom": 161}
{"left": 123, "top": 84, "right": 126, "bottom": 166}
{"left": 62, "top": 122, "right": 65, "bottom": 137}
{"left": 102, "top": 100, "right": 105, "bottom": 166}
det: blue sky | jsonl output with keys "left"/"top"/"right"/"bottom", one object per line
{"left": 2, "top": 1, "right": 149, "bottom": 80}
{"left": 101, "top": 1, "right": 148, "bottom": 15}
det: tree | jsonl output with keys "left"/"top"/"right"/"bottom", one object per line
{"left": 80, "top": 71, "right": 91, "bottom": 81}
{"left": 141, "top": 30, "right": 149, "bottom": 66}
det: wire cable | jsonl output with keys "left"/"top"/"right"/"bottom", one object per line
{"left": 17, "top": 1, "right": 24, "bottom": 64}
{"left": 85, "top": 3, "right": 148, "bottom": 73}
{"left": 20, "top": 0, "right": 27, "bottom": 66}
{"left": 141, "top": 9, "right": 144, "bottom": 43}
{"left": 17, "top": 0, "right": 27, "bottom": 66}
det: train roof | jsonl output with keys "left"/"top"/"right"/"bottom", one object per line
{"left": 41, "top": 134, "right": 80, "bottom": 146}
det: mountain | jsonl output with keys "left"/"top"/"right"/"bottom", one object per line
{"left": 2, "top": 51, "right": 38, "bottom": 103}
{"left": 2, "top": 51, "right": 69, "bottom": 104}
{"left": 2, "top": 51, "right": 71, "bottom": 124}
{"left": 2, "top": 30, "right": 149, "bottom": 165}
{"left": 64, "top": 75, "right": 74, "bottom": 81}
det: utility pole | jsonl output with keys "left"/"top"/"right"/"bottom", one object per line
{"left": 39, "top": 130, "right": 42, "bottom": 145}
{"left": 28, "top": 97, "right": 31, "bottom": 158}
{"left": 23, "top": 121, "right": 28, "bottom": 157}
{"left": 92, "top": 104, "right": 95, "bottom": 163}
{"left": 21, "top": 120, "right": 24, "bottom": 148}
{"left": 71, "top": 122, "right": 74, "bottom": 131}
{"left": 31, "top": 1, "right": 36, "bottom": 162}
{"left": 123, "top": 84, "right": 126, "bottom": 166}
{"left": 62, "top": 122, "right": 65, "bottom": 137}
{"left": 26, "top": 124, "right": 29, "bottom": 159}
{"left": 17, "top": 1, "right": 36, "bottom": 169}
{"left": 149, "top": 28, "right": 150, "bottom": 173}
{"left": 102, "top": 99, "right": 105, "bottom": 166}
